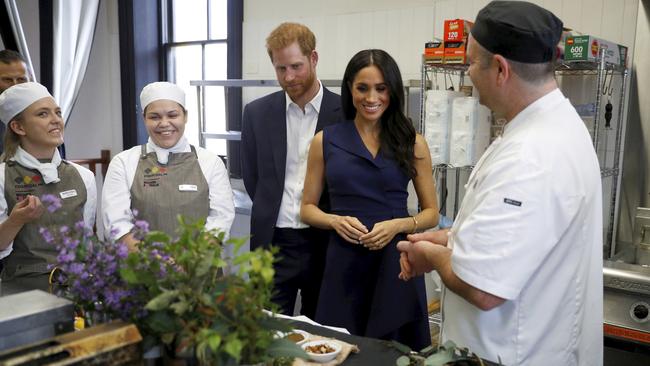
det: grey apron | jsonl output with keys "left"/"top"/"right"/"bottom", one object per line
{"left": 130, "top": 145, "right": 209, "bottom": 237}
{"left": 2, "top": 160, "right": 87, "bottom": 280}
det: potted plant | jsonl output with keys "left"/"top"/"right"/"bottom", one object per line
{"left": 42, "top": 195, "right": 305, "bottom": 365}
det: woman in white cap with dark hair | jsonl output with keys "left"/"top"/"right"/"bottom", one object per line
{"left": 102, "top": 81, "right": 234, "bottom": 250}
{"left": 0, "top": 82, "right": 96, "bottom": 283}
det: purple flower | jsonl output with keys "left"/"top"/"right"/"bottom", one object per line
{"left": 132, "top": 220, "right": 150, "bottom": 241}
{"left": 57, "top": 251, "right": 75, "bottom": 263}
{"left": 68, "top": 263, "right": 84, "bottom": 275}
{"left": 41, "top": 194, "right": 63, "bottom": 213}
{"left": 134, "top": 220, "right": 149, "bottom": 232}
{"left": 41, "top": 215, "right": 154, "bottom": 324}
{"left": 39, "top": 227, "right": 55, "bottom": 244}
{"left": 116, "top": 243, "right": 128, "bottom": 259}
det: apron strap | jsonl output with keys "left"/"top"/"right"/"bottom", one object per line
{"left": 140, "top": 144, "right": 148, "bottom": 159}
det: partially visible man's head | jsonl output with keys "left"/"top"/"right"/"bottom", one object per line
{"left": 266, "top": 22, "right": 316, "bottom": 60}
{"left": 0, "top": 50, "right": 29, "bottom": 93}
{"left": 266, "top": 23, "right": 319, "bottom": 107}
{"left": 470, "top": 0, "right": 562, "bottom": 84}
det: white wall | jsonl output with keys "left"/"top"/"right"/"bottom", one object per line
{"left": 243, "top": 0, "right": 639, "bottom": 90}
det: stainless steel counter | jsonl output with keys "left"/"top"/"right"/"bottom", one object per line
{"left": 0, "top": 276, "right": 51, "bottom": 297}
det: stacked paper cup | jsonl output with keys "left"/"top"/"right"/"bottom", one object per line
{"left": 424, "top": 90, "right": 464, "bottom": 165}
{"left": 449, "top": 96, "right": 491, "bottom": 167}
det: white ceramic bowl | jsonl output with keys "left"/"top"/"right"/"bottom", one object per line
{"left": 284, "top": 329, "right": 310, "bottom": 345}
{"left": 301, "top": 340, "right": 342, "bottom": 363}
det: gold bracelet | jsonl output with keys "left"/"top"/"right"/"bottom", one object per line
{"left": 411, "top": 216, "right": 419, "bottom": 234}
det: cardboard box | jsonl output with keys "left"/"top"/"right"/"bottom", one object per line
{"left": 443, "top": 19, "right": 472, "bottom": 64}
{"left": 444, "top": 40, "right": 468, "bottom": 64}
{"left": 564, "top": 35, "right": 628, "bottom": 67}
{"left": 444, "top": 19, "right": 473, "bottom": 42}
{"left": 424, "top": 40, "right": 444, "bottom": 64}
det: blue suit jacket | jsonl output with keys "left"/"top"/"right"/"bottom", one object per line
{"left": 241, "top": 87, "right": 342, "bottom": 249}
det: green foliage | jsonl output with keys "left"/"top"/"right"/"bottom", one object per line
{"left": 391, "top": 340, "right": 502, "bottom": 366}
{"left": 122, "top": 216, "right": 306, "bottom": 365}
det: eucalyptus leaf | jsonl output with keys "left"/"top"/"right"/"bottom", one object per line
{"left": 227, "top": 235, "right": 249, "bottom": 253}
{"left": 196, "top": 341, "right": 209, "bottom": 362}
{"left": 161, "top": 332, "right": 175, "bottom": 344}
{"left": 224, "top": 338, "right": 243, "bottom": 360}
{"left": 396, "top": 355, "right": 411, "bottom": 366}
{"left": 146, "top": 311, "right": 178, "bottom": 333}
{"left": 267, "top": 338, "right": 308, "bottom": 359}
{"left": 119, "top": 267, "right": 139, "bottom": 284}
{"left": 233, "top": 252, "right": 254, "bottom": 265}
{"left": 170, "top": 300, "right": 190, "bottom": 315}
{"left": 424, "top": 351, "right": 457, "bottom": 366}
{"left": 195, "top": 254, "right": 213, "bottom": 277}
{"left": 146, "top": 290, "right": 180, "bottom": 311}
{"left": 261, "top": 267, "right": 275, "bottom": 283}
{"left": 144, "top": 231, "right": 170, "bottom": 244}
{"left": 208, "top": 334, "right": 222, "bottom": 351}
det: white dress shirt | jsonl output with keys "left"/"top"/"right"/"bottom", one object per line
{"left": 276, "top": 81, "right": 323, "bottom": 228}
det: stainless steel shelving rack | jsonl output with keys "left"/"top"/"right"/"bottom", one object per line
{"left": 419, "top": 50, "right": 629, "bottom": 256}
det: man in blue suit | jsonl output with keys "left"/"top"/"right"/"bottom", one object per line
{"left": 241, "top": 23, "right": 341, "bottom": 318}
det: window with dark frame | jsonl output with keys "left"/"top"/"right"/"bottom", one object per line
{"left": 160, "top": 0, "right": 242, "bottom": 176}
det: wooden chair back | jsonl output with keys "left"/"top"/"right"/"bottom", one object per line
{"left": 69, "top": 150, "right": 111, "bottom": 179}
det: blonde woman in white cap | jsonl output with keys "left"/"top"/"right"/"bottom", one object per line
{"left": 102, "top": 81, "right": 234, "bottom": 251}
{"left": 0, "top": 82, "right": 96, "bottom": 283}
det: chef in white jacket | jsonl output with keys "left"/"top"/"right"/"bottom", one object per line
{"left": 102, "top": 82, "right": 234, "bottom": 250}
{"left": 396, "top": 2, "right": 603, "bottom": 365}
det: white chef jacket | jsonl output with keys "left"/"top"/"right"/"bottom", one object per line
{"left": 0, "top": 161, "right": 97, "bottom": 259}
{"left": 101, "top": 143, "right": 235, "bottom": 240}
{"left": 442, "top": 89, "right": 603, "bottom": 366}
{"left": 276, "top": 81, "right": 323, "bottom": 228}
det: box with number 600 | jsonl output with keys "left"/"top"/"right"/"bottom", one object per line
{"left": 564, "top": 35, "right": 627, "bottom": 67}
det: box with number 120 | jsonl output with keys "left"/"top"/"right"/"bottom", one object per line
{"left": 444, "top": 19, "right": 473, "bottom": 42}
{"left": 443, "top": 19, "right": 473, "bottom": 64}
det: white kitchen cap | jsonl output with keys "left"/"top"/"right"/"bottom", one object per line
{"left": 0, "top": 82, "right": 53, "bottom": 124}
{"left": 140, "top": 81, "right": 186, "bottom": 111}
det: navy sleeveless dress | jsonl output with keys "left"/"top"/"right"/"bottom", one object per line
{"left": 315, "top": 121, "right": 430, "bottom": 350}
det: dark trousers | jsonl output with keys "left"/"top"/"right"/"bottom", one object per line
{"left": 271, "top": 227, "right": 327, "bottom": 319}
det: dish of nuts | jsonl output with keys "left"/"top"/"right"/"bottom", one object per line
{"left": 305, "top": 343, "right": 336, "bottom": 354}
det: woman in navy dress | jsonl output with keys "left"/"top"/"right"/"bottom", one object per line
{"left": 301, "top": 49, "right": 439, "bottom": 349}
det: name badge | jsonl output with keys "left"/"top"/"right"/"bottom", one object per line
{"left": 178, "top": 184, "right": 198, "bottom": 192}
{"left": 59, "top": 189, "right": 78, "bottom": 199}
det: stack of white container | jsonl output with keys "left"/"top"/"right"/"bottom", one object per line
{"left": 424, "top": 90, "right": 491, "bottom": 167}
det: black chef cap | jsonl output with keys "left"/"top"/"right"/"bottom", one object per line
{"left": 471, "top": 1, "right": 563, "bottom": 63}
